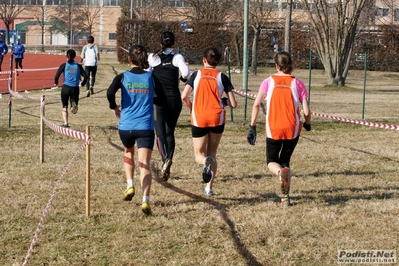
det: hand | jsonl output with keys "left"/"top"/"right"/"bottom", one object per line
{"left": 222, "top": 97, "right": 228, "bottom": 107}
{"left": 113, "top": 107, "right": 121, "bottom": 119}
{"left": 247, "top": 125, "right": 256, "bottom": 145}
{"left": 303, "top": 122, "right": 311, "bottom": 131}
{"left": 179, "top": 76, "right": 187, "bottom": 83}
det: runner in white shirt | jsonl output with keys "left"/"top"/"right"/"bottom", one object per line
{"left": 81, "top": 35, "right": 100, "bottom": 97}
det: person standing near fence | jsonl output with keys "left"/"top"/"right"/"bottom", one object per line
{"left": 107, "top": 45, "right": 167, "bottom": 216}
{"left": 147, "top": 31, "right": 190, "bottom": 182}
{"left": 247, "top": 51, "right": 311, "bottom": 206}
{"left": 81, "top": 35, "right": 100, "bottom": 97}
{"left": 181, "top": 47, "right": 237, "bottom": 196}
{"left": 13, "top": 39, "right": 25, "bottom": 76}
{"left": 54, "top": 49, "right": 88, "bottom": 128}
{"left": 0, "top": 35, "right": 8, "bottom": 73}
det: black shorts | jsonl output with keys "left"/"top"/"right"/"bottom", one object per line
{"left": 61, "top": 84, "right": 80, "bottom": 108}
{"left": 266, "top": 137, "right": 299, "bottom": 167}
{"left": 119, "top": 129, "right": 155, "bottom": 149}
{"left": 191, "top": 124, "right": 225, "bottom": 138}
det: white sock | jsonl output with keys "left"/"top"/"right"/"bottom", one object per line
{"left": 143, "top": 196, "right": 150, "bottom": 203}
{"left": 127, "top": 179, "right": 134, "bottom": 188}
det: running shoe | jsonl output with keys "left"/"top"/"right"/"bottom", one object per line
{"left": 86, "top": 90, "right": 91, "bottom": 97}
{"left": 123, "top": 186, "right": 135, "bottom": 201}
{"left": 70, "top": 101, "right": 78, "bottom": 114}
{"left": 281, "top": 196, "right": 290, "bottom": 207}
{"left": 90, "top": 87, "right": 94, "bottom": 95}
{"left": 202, "top": 156, "right": 213, "bottom": 183}
{"left": 204, "top": 189, "right": 213, "bottom": 196}
{"left": 141, "top": 200, "right": 152, "bottom": 216}
{"left": 61, "top": 123, "right": 69, "bottom": 128}
{"left": 161, "top": 158, "right": 173, "bottom": 181}
{"left": 279, "top": 167, "right": 290, "bottom": 195}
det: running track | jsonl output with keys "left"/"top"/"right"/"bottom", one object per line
{"left": 0, "top": 53, "right": 81, "bottom": 94}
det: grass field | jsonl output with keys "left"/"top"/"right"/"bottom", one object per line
{"left": 1, "top": 54, "right": 398, "bottom": 265}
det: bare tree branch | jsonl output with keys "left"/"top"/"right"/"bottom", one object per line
{"left": 0, "top": 0, "right": 26, "bottom": 44}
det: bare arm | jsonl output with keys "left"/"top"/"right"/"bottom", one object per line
{"left": 181, "top": 84, "right": 193, "bottom": 110}
{"left": 226, "top": 91, "right": 237, "bottom": 109}
{"left": 250, "top": 91, "right": 266, "bottom": 126}
{"left": 301, "top": 98, "right": 311, "bottom": 124}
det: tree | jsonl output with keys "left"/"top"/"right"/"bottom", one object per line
{"left": 284, "top": 0, "right": 293, "bottom": 53}
{"left": 247, "top": 0, "right": 277, "bottom": 74}
{"left": 74, "top": 1, "right": 103, "bottom": 36}
{"left": 49, "top": 0, "right": 90, "bottom": 45}
{"left": 170, "top": 0, "right": 238, "bottom": 21}
{"left": 29, "top": 0, "right": 47, "bottom": 52}
{"left": 0, "top": 0, "right": 25, "bottom": 44}
{"left": 300, "top": 0, "right": 368, "bottom": 86}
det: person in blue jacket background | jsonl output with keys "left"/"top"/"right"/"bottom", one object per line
{"left": 13, "top": 39, "right": 25, "bottom": 75}
{"left": 0, "top": 34, "right": 8, "bottom": 73}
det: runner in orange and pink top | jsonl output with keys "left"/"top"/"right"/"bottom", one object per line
{"left": 181, "top": 47, "right": 237, "bottom": 197}
{"left": 247, "top": 51, "right": 311, "bottom": 206}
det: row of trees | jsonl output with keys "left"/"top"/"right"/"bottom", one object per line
{"left": 0, "top": 0, "right": 101, "bottom": 51}
{"left": 117, "top": 0, "right": 397, "bottom": 87}
{"left": 1, "top": 0, "right": 399, "bottom": 86}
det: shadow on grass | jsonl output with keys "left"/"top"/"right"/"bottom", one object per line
{"left": 297, "top": 185, "right": 399, "bottom": 205}
{"left": 152, "top": 165, "right": 264, "bottom": 266}
{"left": 301, "top": 135, "right": 399, "bottom": 164}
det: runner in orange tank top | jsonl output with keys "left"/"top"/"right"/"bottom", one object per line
{"left": 247, "top": 51, "right": 311, "bottom": 206}
{"left": 182, "top": 47, "right": 237, "bottom": 196}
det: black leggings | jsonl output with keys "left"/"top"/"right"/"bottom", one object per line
{"left": 84, "top": 65, "right": 97, "bottom": 90}
{"left": 154, "top": 95, "right": 182, "bottom": 162}
{"left": 15, "top": 58, "right": 23, "bottom": 69}
{"left": 266, "top": 136, "right": 299, "bottom": 168}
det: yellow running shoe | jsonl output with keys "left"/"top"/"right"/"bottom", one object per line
{"left": 279, "top": 167, "right": 290, "bottom": 195}
{"left": 141, "top": 201, "right": 152, "bottom": 216}
{"left": 123, "top": 186, "right": 135, "bottom": 201}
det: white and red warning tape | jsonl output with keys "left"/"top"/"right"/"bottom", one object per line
{"left": 311, "top": 112, "right": 399, "bottom": 130}
{"left": 22, "top": 140, "right": 89, "bottom": 266}
{"left": 232, "top": 88, "right": 399, "bottom": 131}
{"left": 233, "top": 88, "right": 257, "bottom": 99}
{"left": 7, "top": 89, "right": 91, "bottom": 265}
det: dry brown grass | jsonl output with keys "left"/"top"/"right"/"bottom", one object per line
{"left": 1, "top": 55, "right": 398, "bottom": 266}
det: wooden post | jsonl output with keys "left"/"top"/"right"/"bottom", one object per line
{"left": 86, "top": 125, "right": 91, "bottom": 217}
{"left": 40, "top": 95, "right": 45, "bottom": 163}
{"left": 14, "top": 70, "right": 17, "bottom": 92}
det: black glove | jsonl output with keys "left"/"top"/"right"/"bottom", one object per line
{"left": 180, "top": 76, "right": 187, "bottom": 83}
{"left": 303, "top": 122, "right": 311, "bottom": 131}
{"left": 247, "top": 125, "right": 256, "bottom": 145}
{"left": 222, "top": 97, "right": 228, "bottom": 107}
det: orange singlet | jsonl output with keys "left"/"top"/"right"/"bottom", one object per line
{"left": 190, "top": 68, "right": 226, "bottom": 127}
{"left": 265, "top": 74, "right": 302, "bottom": 140}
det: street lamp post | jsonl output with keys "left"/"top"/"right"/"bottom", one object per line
{"left": 70, "top": 0, "right": 73, "bottom": 48}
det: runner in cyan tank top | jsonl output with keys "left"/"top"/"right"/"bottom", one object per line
{"left": 54, "top": 49, "right": 88, "bottom": 128}
{"left": 107, "top": 45, "right": 167, "bottom": 216}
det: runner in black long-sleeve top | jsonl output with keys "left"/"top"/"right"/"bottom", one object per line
{"left": 147, "top": 31, "right": 190, "bottom": 181}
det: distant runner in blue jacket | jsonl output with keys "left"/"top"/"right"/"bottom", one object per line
{"left": 13, "top": 39, "right": 25, "bottom": 75}
{"left": 0, "top": 35, "right": 8, "bottom": 73}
